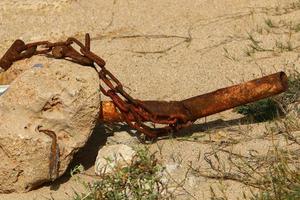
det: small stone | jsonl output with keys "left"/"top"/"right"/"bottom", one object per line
{"left": 95, "top": 144, "right": 136, "bottom": 175}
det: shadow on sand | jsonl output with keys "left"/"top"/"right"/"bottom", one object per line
{"left": 44, "top": 115, "right": 257, "bottom": 190}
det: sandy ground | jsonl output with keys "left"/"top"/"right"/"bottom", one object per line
{"left": 0, "top": 0, "right": 300, "bottom": 199}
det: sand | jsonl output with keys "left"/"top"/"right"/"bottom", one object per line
{"left": 0, "top": 0, "right": 299, "bottom": 199}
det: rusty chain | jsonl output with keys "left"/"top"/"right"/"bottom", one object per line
{"left": 0, "top": 33, "right": 192, "bottom": 138}
{"left": 0, "top": 34, "right": 289, "bottom": 181}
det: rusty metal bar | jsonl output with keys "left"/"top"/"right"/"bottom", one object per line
{"left": 99, "top": 72, "right": 288, "bottom": 123}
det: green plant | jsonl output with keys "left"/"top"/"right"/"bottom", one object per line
{"left": 72, "top": 147, "right": 173, "bottom": 200}
{"left": 234, "top": 98, "right": 281, "bottom": 122}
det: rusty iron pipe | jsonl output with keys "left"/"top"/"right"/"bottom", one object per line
{"left": 99, "top": 72, "right": 288, "bottom": 123}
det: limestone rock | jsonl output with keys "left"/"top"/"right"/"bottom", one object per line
{"left": 95, "top": 144, "right": 136, "bottom": 175}
{"left": 0, "top": 57, "right": 100, "bottom": 193}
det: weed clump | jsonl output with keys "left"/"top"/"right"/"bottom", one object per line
{"left": 234, "top": 98, "right": 281, "bottom": 122}
{"left": 72, "top": 147, "right": 173, "bottom": 200}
